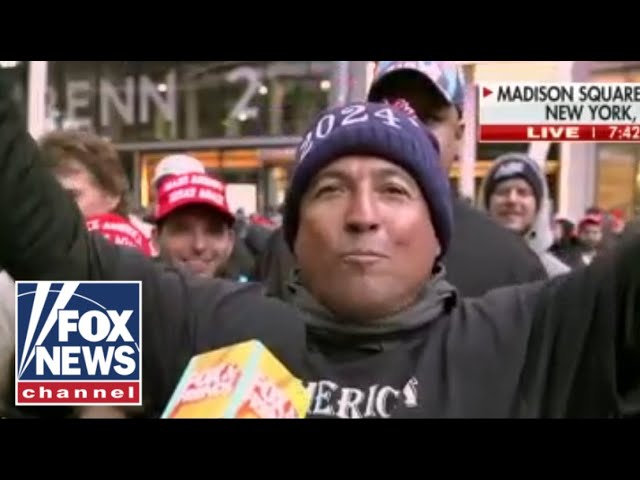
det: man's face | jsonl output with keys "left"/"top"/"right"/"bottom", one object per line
{"left": 372, "top": 71, "right": 464, "bottom": 172}
{"left": 53, "top": 159, "right": 119, "bottom": 218}
{"left": 154, "top": 204, "right": 235, "bottom": 278}
{"left": 609, "top": 215, "right": 625, "bottom": 234}
{"left": 295, "top": 155, "right": 438, "bottom": 323}
{"left": 488, "top": 178, "right": 538, "bottom": 234}
{"left": 579, "top": 223, "right": 603, "bottom": 249}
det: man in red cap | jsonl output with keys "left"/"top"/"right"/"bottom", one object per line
{"left": 575, "top": 213, "right": 605, "bottom": 268}
{"left": 151, "top": 170, "right": 236, "bottom": 279}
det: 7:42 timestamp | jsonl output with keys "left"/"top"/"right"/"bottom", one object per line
{"left": 608, "top": 125, "right": 640, "bottom": 140}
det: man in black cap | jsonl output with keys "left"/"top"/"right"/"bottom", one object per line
{"left": 367, "top": 61, "right": 548, "bottom": 295}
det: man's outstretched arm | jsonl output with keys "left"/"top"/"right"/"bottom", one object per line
{"left": 0, "top": 73, "right": 93, "bottom": 280}
{"left": 0, "top": 74, "right": 202, "bottom": 414}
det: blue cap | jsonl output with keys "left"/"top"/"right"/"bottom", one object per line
{"left": 368, "top": 61, "right": 466, "bottom": 111}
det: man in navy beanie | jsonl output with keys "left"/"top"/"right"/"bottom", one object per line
{"left": 283, "top": 101, "right": 454, "bottom": 321}
{"left": 367, "top": 61, "right": 548, "bottom": 295}
{"left": 284, "top": 102, "right": 452, "bottom": 255}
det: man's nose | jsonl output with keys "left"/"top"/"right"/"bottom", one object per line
{"left": 191, "top": 229, "right": 208, "bottom": 253}
{"left": 506, "top": 189, "right": 519, "bottom": 203}
{"left": 344, "top": 189, "right": 380, "bottom": 234}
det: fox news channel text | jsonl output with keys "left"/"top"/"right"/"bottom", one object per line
{"left": 15, "top": 281, "right": 142, "bottom": 406}
{"left": 478, "top": 83, "right": 640, "bottom": 142}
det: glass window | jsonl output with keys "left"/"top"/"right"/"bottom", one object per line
{"left": 46, "top": 61, "right": 333, "bottom": 143}
{"left": 590, "top": 67, "right": 640, "bottom": 217}
{"left": 596, "top": 144, "right": 638, "bottom": 218}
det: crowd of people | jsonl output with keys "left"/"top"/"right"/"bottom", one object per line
{"left": 0, "top": 61, "right": 639, "bottom": 418}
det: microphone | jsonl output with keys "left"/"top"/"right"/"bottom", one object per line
{"left": 161, "top": 340, "right": 311, "bottom": 418}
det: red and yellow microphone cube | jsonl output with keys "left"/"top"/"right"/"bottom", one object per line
{"left": 162, "top": 340, "right": 311, "bottom": 419}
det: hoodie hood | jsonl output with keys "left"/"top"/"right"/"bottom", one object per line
{"left": 288, "top": 266, "right": 458, "bottom": 338}
{"left": 478, "top": 153, "right": 554, "bottom": 254}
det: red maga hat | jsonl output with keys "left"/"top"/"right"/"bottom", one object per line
{"left": 154, "top": 172, "right": 234, "bottom": 224}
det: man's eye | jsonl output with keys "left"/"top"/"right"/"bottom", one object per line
{"left": 314, "top": 185, "right": 341, "bottom": 197}
{"left": 383, "top": 185, "right": 409, "bottom": 196}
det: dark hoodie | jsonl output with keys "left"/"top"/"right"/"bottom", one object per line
{"left": 291, "top": 268, "right": 456, "bottom": 417}
{"left": 2, "top": 75, "right": 640, "bottom": 418}
{"left": 444, "top": 197, "right": 548, "bottom": 295}
{"left": 257, "top": 228, "right": 296, "bottom": 301}
{"left": 477, "top": 153, "right": 570, "bottom": 278}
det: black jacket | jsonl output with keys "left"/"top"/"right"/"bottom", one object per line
{"left": 443, "top": 199, "right": 548, "bottom": 296}
{"left": 223, "top": 224, "right": 273, "bottom": 282}
{"left": 257, "top": 199, "right": 548, "bottom": 301}
{"left": 257, "top": 228, "right": 296, "bottom": 301}
{"left": 1, "top": 76, "right": 639, "bottom": 418}
{"left": 222, "top": 238, "right": 258, "bottom": 282}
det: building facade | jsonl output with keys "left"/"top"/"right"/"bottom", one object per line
{"left": 38, "top": 61, "right": 336, "bottom": 215}
{"left": 9, "top": 60, "right": 640, "bottom": 221}
{"left": 585, "top": 62, "right": 640, "bottom": 221}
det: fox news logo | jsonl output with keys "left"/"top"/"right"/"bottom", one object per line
{"left": 15, "top": 281, "right": 142, "bottom": 406}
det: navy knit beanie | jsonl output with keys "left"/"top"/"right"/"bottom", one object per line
{"left": 483, "top": 153, "right": 544, "bottom": 210}
{"left": 283, "top": 101, "right": 453, "bottom": 256}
